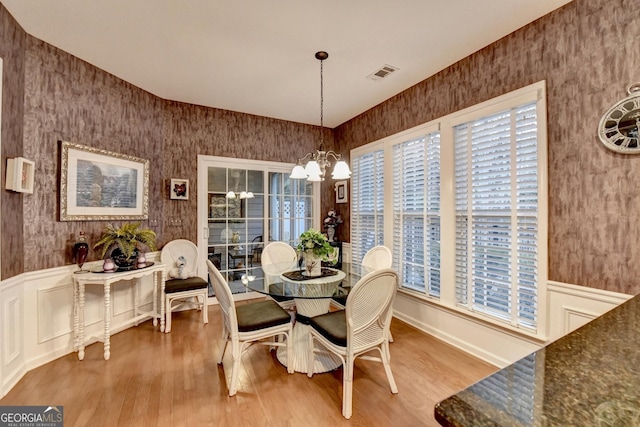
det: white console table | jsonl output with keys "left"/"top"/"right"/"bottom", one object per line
{"left": 72, "top": 262, "right": 166, "bottom": 360}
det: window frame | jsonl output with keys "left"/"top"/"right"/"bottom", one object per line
{"left": 350, "top": 81, "right": 548, "bottom": 339}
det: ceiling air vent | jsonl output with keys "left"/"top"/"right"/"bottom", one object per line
{"left": 367, "top": 64, "right": 399, "bottom": 81}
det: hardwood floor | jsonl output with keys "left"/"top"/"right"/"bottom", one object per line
{"left": 1, "top": 301, "right": 497, "bottom": 426}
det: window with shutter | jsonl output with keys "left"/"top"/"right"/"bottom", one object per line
{"left": 392, "top": 132, "right": 441, "bottom": 296}
{"left": 351, "top": 149, "right": 384, "bottom": 266}
{"left": 454, "top": 102, "right": 539, "bottom": 329}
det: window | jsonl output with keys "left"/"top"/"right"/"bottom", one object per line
{"left": 349, "top": 82, "right": 547, "bottom": 336}
{"left": 351, "top": 148, "right": 385, "bottom": 265}
{"left": 454, "top": 102, "right": 539, "bottom": 329}
{"left": 392, "top": 131, "right": 441, "bottom": 297}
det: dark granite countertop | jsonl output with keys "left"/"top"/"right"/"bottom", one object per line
{"left": 435, "top": 293, "right": 640, "bottom": 426}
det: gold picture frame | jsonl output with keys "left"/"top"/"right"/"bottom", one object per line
{"left": 59, "top": 141, "right": 149, "bottom": 221}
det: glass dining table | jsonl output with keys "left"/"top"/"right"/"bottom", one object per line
{"left": 239, "top": 262, "right": 372, "bottom": 374}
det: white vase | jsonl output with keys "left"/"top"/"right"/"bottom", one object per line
{"left": 304, "top": 251, "right": 322, "bottom": 277}
{"left": 327, "top": 226, "right": 335, "bottom": 242}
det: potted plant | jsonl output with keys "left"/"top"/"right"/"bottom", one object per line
{"left": 93, "top": 222, "right": 157, "bottom": 269}
{"left": 296, "top": 228, "right": 336, "bottom": 276}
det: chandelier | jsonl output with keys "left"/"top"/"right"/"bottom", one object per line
{"left": 290, "top": 51, "right": 352, "bottom": 182}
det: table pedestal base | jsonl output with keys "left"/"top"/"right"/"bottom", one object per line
{"left": 276, "top": 297, "right": 342, "bottom": 374}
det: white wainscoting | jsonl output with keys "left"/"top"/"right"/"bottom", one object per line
{"left": 1, "top": 253, "right": 161, "bottom": 398}
{"left": 392, "top": 279, "right": 632, "bottom": 368}
{"left": 0, "top": 245, "right": 632, "bottom": 398}
{"left": 546, "top": 280, "right": 631, "bottom": 341}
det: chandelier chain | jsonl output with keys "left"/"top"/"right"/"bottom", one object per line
{"left": 320, "top": 58, "right": 324, "bottom": 144}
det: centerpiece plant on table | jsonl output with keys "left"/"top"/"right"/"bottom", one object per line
{"left": 93, "top": 222, "right": 157, "bottom": 269}
{"left": 296, "top": 228, "right": 336, "bottom": 276}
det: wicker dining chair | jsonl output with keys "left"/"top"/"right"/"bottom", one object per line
{"left": 261, "top": 242, "right": 298, "bottom": 309}
{"left": 160, "top": 239, "right": 209, "bottom": 333}
{"left": 332, "top": 245, "right": 392, "bottom": 309}
{"left": 307, "top": 268, "right": 399, "bottom": 419}
{"left": 207, "top": 260, "right": 293, "bottom": 396}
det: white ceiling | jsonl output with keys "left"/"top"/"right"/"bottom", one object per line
{"left": 2, "top": 0, "right": 571, "bottom": 128}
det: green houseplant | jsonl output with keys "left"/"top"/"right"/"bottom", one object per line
{"left": 93, "top": 223, "right": 157, "bottom": 267}
{"left": 296, "top": 228, "right": 336, "bottom": 276}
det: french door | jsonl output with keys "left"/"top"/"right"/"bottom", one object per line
{"left": 197, "top": 156, "right": 319, "bottom": 301}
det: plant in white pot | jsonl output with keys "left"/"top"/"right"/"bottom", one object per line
{"left": 93, "top": 223, "right": 157, "bottom": 270}
{"left": 296, "top": 228, "right": 336, "bottom": 277}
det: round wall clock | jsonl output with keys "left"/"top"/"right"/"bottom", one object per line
{"left": 598, "top": 83, "right": 640, "bottom": 154}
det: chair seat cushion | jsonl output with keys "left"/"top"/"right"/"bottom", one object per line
{"left": 165, "top": 277, "right": 208, "bottom": 294}
{"left": 309, "top": 310, "right": 347, "bottom": 347}
{"left": 236, "top": 300, "right": 291, "bottom": 332}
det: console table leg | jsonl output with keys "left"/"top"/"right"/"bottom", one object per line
{"left": 152, "top": 271, "right": 158, "bottom": 327}
{"left": 104, "top": 282, "right": 111, "bottom": 360}
{"left": 160, "top": 271, "right": 166, "bottom": 333}
{"left": 134, "top": 278, "right": 140, "bottom": 326}
{"left": 73, "top": 281, "right": 79, "bottom": 351}
{"left": 78, "top": 282, "right": 85, "bottom": 361}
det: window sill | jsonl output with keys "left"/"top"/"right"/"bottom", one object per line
{"left": 396, "top": 288, "right": 548, "bottom": 344}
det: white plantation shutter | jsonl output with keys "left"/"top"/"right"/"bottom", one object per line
{"left": 454, "top": 102, "right": 539, "bottom": 329}
{"left": 351, "top": 149, "right": 384, "bottom": 265}
{"left": 392, "top": 133, "right": 441, "bottom": 296}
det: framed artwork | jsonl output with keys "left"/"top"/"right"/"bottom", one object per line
{"left": 335, "top": 180, "right": 348, "bottom": 204}
{"left": 170, "top": 178, "right": 189, "bottom": 200}
{"left": 5, "top": 157, "right": 35, "bottom": 194}
{"left": 59, "top": 140, "right": 149, "bottom": 221}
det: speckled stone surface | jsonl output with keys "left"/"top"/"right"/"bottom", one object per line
{"left": 435, "top": 294, "right": 640, "bottom": 426}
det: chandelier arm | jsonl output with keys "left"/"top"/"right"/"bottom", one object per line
{"left": 296, "top": 152, "right": 314, "bottom": 164}
{"left": 325, "top": 150, "right": 342, "bottom": 161}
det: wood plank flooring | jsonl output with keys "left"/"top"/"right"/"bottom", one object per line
{"left": 1, "top": 301, "right": 497, "bottom": 426}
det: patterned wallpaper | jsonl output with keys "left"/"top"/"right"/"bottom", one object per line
{"left": 334, "top": 0, "right": 640, "bottom": 294}
{"left": 2, "top": 0, "right": 640, "bottom": 295}
{"left": 0, "top": 5, "right": 26, "bottom": 279}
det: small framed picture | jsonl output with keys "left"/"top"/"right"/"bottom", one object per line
{"left": 170, "top": 178, "right": 189, "bottom": 200}
{"left": 335, "top": 180, "right": 348, "bottom": 204}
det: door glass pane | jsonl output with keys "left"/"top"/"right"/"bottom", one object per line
{"left": 208, "top": 167, "right": 227, "bottom": 193}
{"left": 247, "top": 169, "right": 263, "bottom": 193}
{"left": 228, "top": 169, "right": 246, "bottom": 192}
{"left": 245, "top": 196, "right": 263, "bottom": 219}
